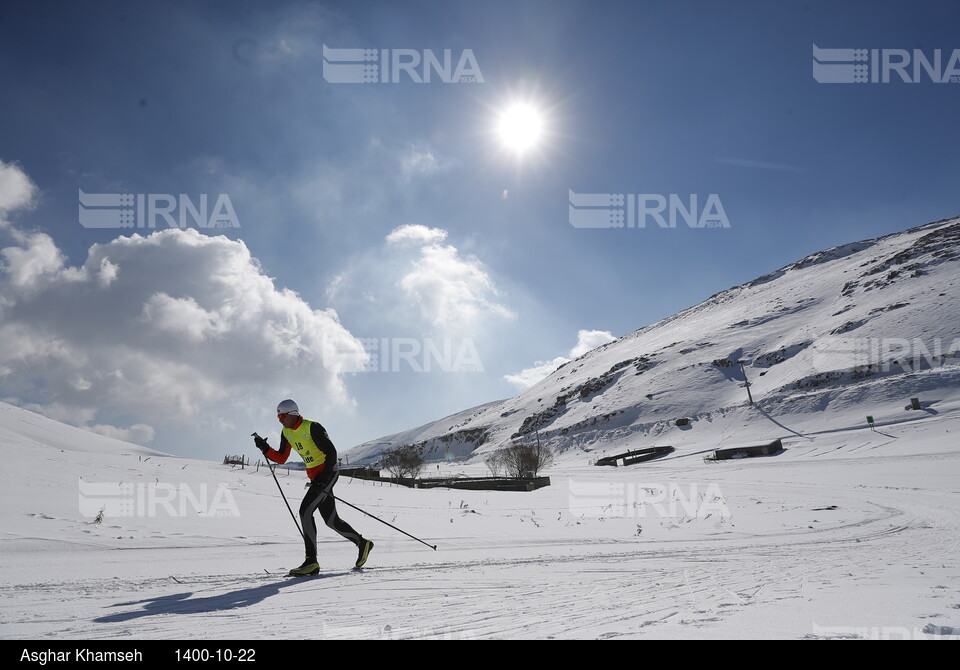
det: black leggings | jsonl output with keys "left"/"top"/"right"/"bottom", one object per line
{"left": 299, "top": 472, "right": 362, "bottom": 559}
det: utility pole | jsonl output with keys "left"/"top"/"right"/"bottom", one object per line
{"left": 738, "top": 361, "right": 754, "bottom": 406}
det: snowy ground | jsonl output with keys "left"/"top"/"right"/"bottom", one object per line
{"left": 1, "top": 399, "right": 958, "bottom": 641}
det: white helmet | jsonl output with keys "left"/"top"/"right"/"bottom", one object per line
{"left": 276, "top": 399, "right": 300, "bottom": 416}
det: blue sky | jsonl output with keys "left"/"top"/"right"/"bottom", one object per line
{"left": 1, "top": 0, "right": 958, "bottom": 461}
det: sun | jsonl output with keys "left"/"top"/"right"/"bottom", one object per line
{"left": 497, "top": 103, "right": 544, "bottom": 153}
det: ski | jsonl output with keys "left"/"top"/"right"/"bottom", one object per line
{"left": 262, "top": 567, "right": 367, "bottom": 578}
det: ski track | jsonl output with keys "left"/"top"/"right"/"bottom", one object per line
{"left": 3, "top": 417, "right": 958, "bottom": 640}
{"left": 2, "top": 477, "right": 957, "bottom": 640}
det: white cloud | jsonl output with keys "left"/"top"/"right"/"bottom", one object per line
{"left": 504, "top": 329, "right": 618, "bottom": 390}
{"left": 0, "top": 166, "right": 369, "bottom": 451}
{"left": 97, "top": 257, "right": 120, "bottom": 287}
{"left": 386, "top": 225, "right": 514, "bottom": 327}
{"left": 0, "top": 232, "right": 64, "bottom": 286}
{"left": 0, "top": 159, "right": 38, "bottom": 221}
{"left": 570, "top": 329, "right": 618, "bottom": 357}
{"left": 503, "top": 356, "right": 569, "bottom": 390}
{"left": 86, "top": 423, "right": 156, "bottom": 445}
{"left": 385, "top": 224, "right": 448, "bottom": 246}
{"left": 141, "top": 293, "right": 230, "bottom": 343}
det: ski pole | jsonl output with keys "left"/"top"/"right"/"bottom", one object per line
{"left": 253, "top": 432, "right": 303, "bottom": 540}
{"left": 270, "top": 463, "right": 304, "bottom": 540}
{"left": 334, "top": 495, "right": 437, "bottom": 551}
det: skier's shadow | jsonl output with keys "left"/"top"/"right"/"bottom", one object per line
{"left": 94, "top": 574, "right": 334, "bottom": 623}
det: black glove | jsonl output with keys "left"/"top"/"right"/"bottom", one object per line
{"left": 253, "top": 435, "right": 270, "bottom": 455}
{"left": 314, "top": 468, "right": 337, "bottom": 491}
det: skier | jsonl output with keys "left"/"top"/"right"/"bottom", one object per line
{"left": 255, "top": 399, "right": 374, "bottom": 576}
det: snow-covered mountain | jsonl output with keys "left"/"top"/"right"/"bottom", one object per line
{"left": 346, "top": 216, "right": 960, "bottom": 465}
{"left": 0, "top": 401, "right": 167, "bottom": 459}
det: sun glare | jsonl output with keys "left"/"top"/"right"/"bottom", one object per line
{"left": 497, "top": 103, "right": 544, "bottom": 153}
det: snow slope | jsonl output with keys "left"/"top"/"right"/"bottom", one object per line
{"left": 346, "top": 217, "right": 960, "bottom": 466}
{"left": 1, "top": 216, "right": 959, "bottom": 640}
{"left": 1, "top": 398, "right": 958, "bottom": 640}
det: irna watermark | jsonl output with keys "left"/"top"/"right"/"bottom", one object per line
{"left": 810, "top": 622, "right": 960, "bottom": 640}
{"left": 328, "top": 337, "right": 484, "bottom": 373}
{"left": 810, "top": 336, "right": 960, "bottom": 374}
{"left": 79, "top": 190, "right": 240, "bottom": 230}
{"left": 568, "top": 190, "right": 730, "bottom": 229}
{"left": 812, "top": 44, "right": 960, "bottom": 84}
{"left": 322, "top": 45, "right": 484, "bottom": 84}
{"left": 78, "top": 479, "right": 240, "bottom": 518}
{"left": 567, "top": 479, "right": 731, "bottom": 519}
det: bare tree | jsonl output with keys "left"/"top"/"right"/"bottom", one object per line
{"left": 484, "top": 450, "right": 506, "bottom": 476}
{"left": 498, "top": 435, "right": 554, "bottom": 478}
{"left": 380, "top": 444, "right": 426, "bottom": 480}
